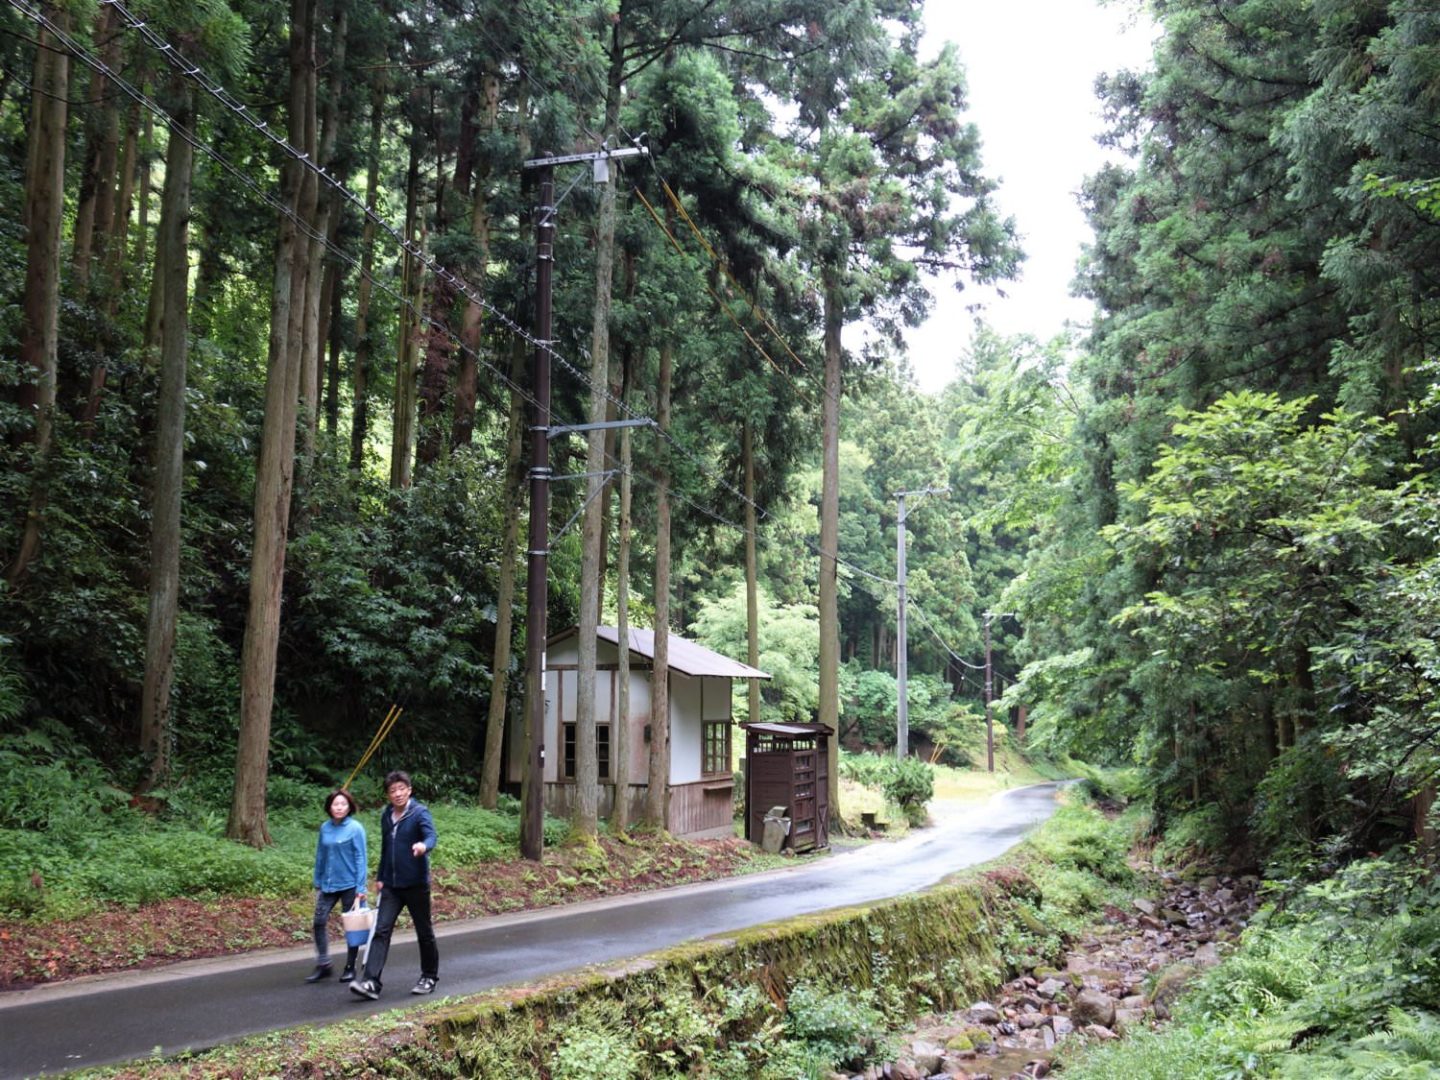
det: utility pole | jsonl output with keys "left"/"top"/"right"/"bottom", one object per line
{"left": 983, "top": 610, "right": 1015, "bottom": 774}
{"left": 984, "top": 611, "right": 993, "bottom": 774}
{"left": 894, "top": 486, "right": 948, "bottom": 760}
{"left": 519, "top": 145, "right": 647, "bottom": 861}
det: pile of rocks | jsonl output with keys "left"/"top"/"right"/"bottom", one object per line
{"left": 829, "top": 869, "right": 1261, "bottom": 1080}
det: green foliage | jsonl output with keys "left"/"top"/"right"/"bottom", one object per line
{"left": 688, "top": 582, "right": 819, "bottom": 725}
{"left": 0, "top": 760, "right": 563, "bottom": 919}
{"left": 837, "top": 752, "right": 935, "bottom": 826}
{"left": 1068, "top": 851, "right": 1440, "bottom": 1079}
{"left": 881, "top": 758, "right": 934, "bottom": 826}
{"left": 550, "top": 1000, "right": 641, "bottom": 1080}
{"left": 1153, "top": 805, "right": 1229, "bottom": 867}
{"left": 782, "top": 982, "right": 889, "bottom": 1072}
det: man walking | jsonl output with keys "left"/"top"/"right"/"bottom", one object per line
{"left": 350, "top": 770, "right": 439, "bottom": 999}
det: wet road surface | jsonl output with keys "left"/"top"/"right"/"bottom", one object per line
{"left": 0, "top": 783, "right": 1061, "bottom": 1077}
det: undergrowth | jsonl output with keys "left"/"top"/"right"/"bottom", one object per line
{"left": 1061, "top": 844, "right": 1440, "bottom": 1079}
{"left": 0, "top": 728, "right": 567, "bottom": 919}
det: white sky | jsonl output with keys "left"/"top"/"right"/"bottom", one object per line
{"left": 904, "top": 0, "right": 1157, "bottom": 392}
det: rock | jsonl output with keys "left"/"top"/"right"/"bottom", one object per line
{"left": 910, "top": 1040, "right": 944, "bottom": 1075}
{"left": 946, "top": 1033, "right": 975, "bottom": 1053}
{"left": 1050, "top": 1016, "right": 1074, "bottom": 1038}
{"left": 1070, "top": 989, "right": 1118, "bottom": 1028}
{"left": 1152, "top": 962, "right": 1201, "bottom": 1013}
{"left": 891, "top": 1061, "right": 921, "bottom": 1080}
{"left": 1193, "top": 942, "right": 1222, "bottom": 966}
{"left": 1083, "top": 1023, "right": 1119, "bottom": 1041}
{"left": 1017, "top": 1013, "right": 1043, "bottom": 1029}
{"left": 1035, "top": 978, "right": 1067, "bottom": 999}
{"left": 1025, "top": 1060, "right": 1051, "bottom": 1077}
{"left": 1132, "top": 898, "right": 1158, "bottom": 917}
{"left": 968, "top": 1002, "right": 1002, "bottom": 1025}
{"left": 1040, "top": 1026, "right": 1055, "bottom": 1050}
{"left": 1161, "top": 907, "right": 1189, "bottom": 926}
{"left": 1114, "top": 1007, "right": 1145, "bottom": 1032}
{"left": 1120, "top": 994, "right": 1148, "bottom": 1010}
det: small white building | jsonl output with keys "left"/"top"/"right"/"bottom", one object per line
{"left": 509, "top": 626, "right": 769, "bottom": 838}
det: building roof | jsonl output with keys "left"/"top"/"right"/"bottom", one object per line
{"left": 552, "top": 626, "right": 770, "bottom": 680}
{"left": 740, "top": 722, "right": 834, "bottom": 737}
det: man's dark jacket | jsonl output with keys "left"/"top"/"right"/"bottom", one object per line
{"left": 378, "top": 799, "right": 437, "bottom": 888}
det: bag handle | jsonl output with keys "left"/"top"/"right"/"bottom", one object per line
{"left": 350, "top": 894, "right": 365, "bottom": 912}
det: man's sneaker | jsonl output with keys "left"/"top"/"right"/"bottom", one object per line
{"left": 349, "top": 978, "right": 380, "bottom": 1000}
{"left": 411, "top": 976, "right": 438, "bottom": 995}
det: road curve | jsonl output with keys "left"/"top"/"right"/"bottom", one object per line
{"left": 0, "top": 783, "right": 1062, "bottom": 1078}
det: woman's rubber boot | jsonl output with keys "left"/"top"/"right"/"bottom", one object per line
{"left": 340, "top": 947, "right": 359, "bottom": 982}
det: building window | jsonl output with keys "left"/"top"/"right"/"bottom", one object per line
{"left": 702, "top": 719, "right": 731, "bottom": 776}
{"left": 562, "top": 723, "right": 610, "bottom": 780}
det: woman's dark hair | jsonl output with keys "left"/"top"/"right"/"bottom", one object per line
{"left": 324, "top": 789, "right": 357, "bottom": 817}
{"left": 384, "top": 770, "right": 412, "bottom": 791}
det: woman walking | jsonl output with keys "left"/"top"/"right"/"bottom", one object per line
{"left": 307, "top": 789, "right": 368, "bottom": 983}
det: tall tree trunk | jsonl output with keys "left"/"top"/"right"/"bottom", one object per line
{"left": 390, "top": 136, "right": 421, "bottom": 490}
{"left": 139, "top": 79, "right": 196, "bottom": 789}
{"left": 69, "top": 7, "right": 112, "bottom": 291}
{"left": 7, "top": 7, "right": 70, "bottom": 586}
{"left": 819, "top": 272, "right": 842, "bottom": 821}
{"left": 744, "top": 419, "right": 761, "bottom": 724}
{"left": 612, "top": 360, "right": 633, "bottom": 833}
{"left": 415, "top": 273, "right": 454, "bottom": 468}
{"left": 479, "top": 85, "right": 531, "bottom": 809}
{"left": 229, "top": 0, "right": 316, "bottom": 847}
{"left": 297, "top": 0, "right": 345, "bottom": 476}
{"left": 109, "top": 95, "right": 140, "bottom": 288}
{"left": 88, "top": 14, "right": 122, "bottom": 281}
{"left": 143, "top": 232, "right": 166, "bottom": 354}
{"left": 135, "top": 108, "right": 154, "bottom": 268}
{"left": 575, "top": 167, "right": 618, "bottom": 838}
{"left": 480, "top": 336, "right": 527, "bottom": 809}
{"left": 349, "top": 84, "right": 383, "bottom": 471}
{"left": 575, "top": 22, "right": 628, "bottom": 838}
{"left": 452, "top": 66, "right": 499, "bottom": 450}
{"left": 646, "top": 340, "right": 673, "bottom": 830}
{"left": 323, "top": 244, "right": 342, "bottom": 438}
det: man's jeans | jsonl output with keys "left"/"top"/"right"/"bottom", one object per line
{"left": 311, "top": 887, "right": 358, "bottom": 964}
{"left": 361, "top": 883, "right": 438, "bottom": 989}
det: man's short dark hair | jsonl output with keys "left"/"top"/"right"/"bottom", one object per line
{"left": 384, "top": 770, "right": 412, "bottom": 791}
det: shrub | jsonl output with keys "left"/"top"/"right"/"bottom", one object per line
{"left": 882, "top": 758, "right": 935, "bottom": 825}
{"left": 783, "top": 982, "right": 890, "bottom": 1071}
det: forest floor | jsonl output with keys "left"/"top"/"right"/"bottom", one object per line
{"left": 0, "top": 831, "right": 784, "bottom": 991}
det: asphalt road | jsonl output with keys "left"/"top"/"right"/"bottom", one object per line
{"left": 0, "top": 783, "right": 1062, "bottom": 1078}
